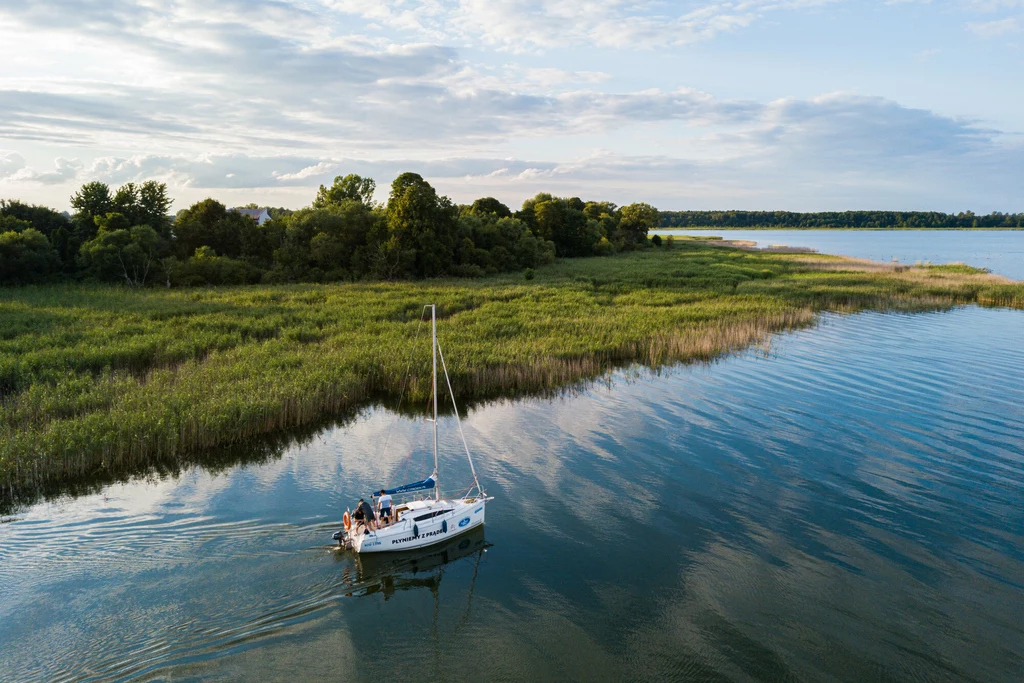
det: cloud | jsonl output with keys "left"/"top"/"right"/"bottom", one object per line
{"left": 966, "top": 16, "right": 1021, "bottom": 35}
{"left": 8, "top": 157, "right": 82, "bottom": 185}
{"left": 77, "top": 153, "right": 559, "bottom": 190}
{"left": 963, "top": 0, "right": 1024, "bottom": 11}
{"left": 273, "top": 162, "right": 340, "bottom": 182}
{"left": 34, "top": 90, "right": 1013, "bottom": 213}
{"left": 758, "top": 93, "right": 993, "bottom": 160}
{"left": 0, "top": 150, "right": 26, "bottom": 178}
{"left": 0, "top": 78, "right": 759, "bottom": 153}
{"left": 331, "top": 0, "right": 835, "bottom": 51}
{"left": 0, "top": 0, "right": 1009, "bottom": 158}
{"left": 0, "top": 0, "right": 1020, "bottom": 210}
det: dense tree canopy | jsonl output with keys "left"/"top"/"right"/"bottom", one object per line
{"left": 172, "top": 199, "right": 258, "bottom": 259}
{"left": 0, "top": 228, "right": 61, "bottom": 285}
{"left": 0, "top": 214, "right": 32, "bottom": 234}
{"left": 469, "top": 197, "right": 512, "bottom": 218}
{"left": 70, "top": 182, "right": 114, "bottom": 240}
{"left": 8, "top": 175, "right": 1022, "bottom": 290}
{"left": 0, "top": 200, "right": 70, "bottom": 238}
{"left": 0, "top": 174, "right": 675, "bottom": 287}
{"left": 111, "top": 181, "right": 173, "bottom": 237}
{"left": 314, "top": 174, "right": 376, "bottom": 209}
{"left": 619, "top": 203, "right": 660, "bottom": 242}
{"left": 78, "top": 221, "right": 161, "bottom": 287}
{"left": 385, "top": 172, "right": 459, "bottom": 278}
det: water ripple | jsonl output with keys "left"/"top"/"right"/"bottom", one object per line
{"left": 2, "top": 308, "right": 1024, "bottom": 681}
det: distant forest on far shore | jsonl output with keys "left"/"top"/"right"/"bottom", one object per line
{"left": 659, "top": 210, "right": 1024, "bottom": 229}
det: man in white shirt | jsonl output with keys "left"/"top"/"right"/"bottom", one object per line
{"left": 377, "top": 489, "right": 394, "bottom": 527}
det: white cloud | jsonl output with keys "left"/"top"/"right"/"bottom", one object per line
{"left": 0, "top": 150, "right": 26, "bottom": 178}
{"left": 274, "top": 162, "right": 340, "bottom": 182}
{"left": 966, "top": 16, "right": 1020, "bottom": 35}
{"left": 0, "top": 0, "right": 1021, "bottom": 210}
{"left": 963, "top": 0, "right": 1024, "bottom": 11}
{"left": 8, "top": 157, "right": 82, "bottom": 185}
{"left": 21, "top": 90, "right": 1008, "bottom": 213}
{"left": 328, "top": 0, "right": 835, "bottom": 51}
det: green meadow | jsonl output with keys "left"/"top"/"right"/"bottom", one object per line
{"left": 2, "top": 243, "right": 1021, "bottom": 501}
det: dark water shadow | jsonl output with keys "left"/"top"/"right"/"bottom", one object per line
{"left": 333, "top": 526, "right": 490, "bottom": 601}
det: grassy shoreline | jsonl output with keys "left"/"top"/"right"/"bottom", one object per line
{"left": 2, "top": 243, "right": 1022, "bottom": 503}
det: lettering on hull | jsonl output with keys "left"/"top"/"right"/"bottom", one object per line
{"left": 392, "top": 526, "right": 447, "bottom": 545}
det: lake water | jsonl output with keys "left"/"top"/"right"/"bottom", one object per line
{"left": 2, "top": 306, "right": 1023, "bottom": 682}
{"left": 654, "top": 229, "right": 1024, "bottom": 280}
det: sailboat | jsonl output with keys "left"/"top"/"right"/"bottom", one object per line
{"left": 334, "top": 304, "right": 492, "bottom": 554}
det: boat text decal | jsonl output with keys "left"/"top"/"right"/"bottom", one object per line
{"left": 392, "top": 527, "right": 447, "bottom": 545}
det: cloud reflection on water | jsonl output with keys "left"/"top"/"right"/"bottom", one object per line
{"left": 2, "top": 308, "right": 1023, "bottom": 681}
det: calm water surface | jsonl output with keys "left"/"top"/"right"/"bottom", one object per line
{"left": 2, "top": 308, "right": 1024, "bottom": 682}
{"left": 655, "top": 229, "right": 1024, "bottom": 280}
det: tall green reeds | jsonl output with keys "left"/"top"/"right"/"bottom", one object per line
{"left": 1, "top": 244, "right": 1021, "bottom": 501}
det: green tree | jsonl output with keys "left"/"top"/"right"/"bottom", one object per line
{"left": 368, "top": 234, "right": 414, "bottom": 281}
{"left": 0, "top": 200, "right": 71, "bottom": 239}
{"left": 0, "top": 201, "right": 75, "bottom": 271}
{"left": 314, "top": 174, "right": 376, "bottom": 209}
{"left": 583, "top": 201, "right": 617, "bottom": 221}
{"left": 112, "top": 183, "right": 140, "bottom": 218}
{"left": 385, "top": 172, "right": 457, "bottom": 278}
{"left": 137, "top": 181, "right": 173, "bottom": 237}
{"left": 303, "top": 202, "right": 378, "bottom": 278}
{"left": 469, "top": 197, "right": 512, "bottom": 218}
{"left": 528, "top": 195, "right": 598, "bottom": 257}
{"left": 0, "top": 215, "right": 32, "bottom": 233}
{"left": 166, "top": 246, "right": 259, "bottom": 286}
{"left": 455, "top": 212, "right": 554, "bottom": 272}
{"left": 78, "top": 214, "right": 161, "bottom": 287}
{"left": 618, "top": 202, "right": 659, "bottom": 243}
{"left": 172, "top": 199, "right": 255, "bottom": 259}
{"left": 70, "top": 181, "right": 114, "bottom": 242}
{"left": 94, "top": 212, "right": 131, "bottom": 233}
{"left": 0, "top": 228, "right": 61, "bottom": 285}
{"left": 108, "top": 181, "right": 172, "bottom": 237}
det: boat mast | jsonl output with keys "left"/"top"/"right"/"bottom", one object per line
{"left": 431, "top": 304, "right": 439, "bottom": 500}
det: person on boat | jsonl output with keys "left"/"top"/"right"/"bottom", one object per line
{"left": 378, "top": 489, "right": 393, "bottom": 527}
{"left": 359, "top": 498, "right": 378, "bottom": 532}
{"left": 352, "top": 498, "right": 376, "bottom": 534}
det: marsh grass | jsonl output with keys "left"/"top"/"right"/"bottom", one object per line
{"left": 1, "top": 243, "right": 1021, "bottom": 502}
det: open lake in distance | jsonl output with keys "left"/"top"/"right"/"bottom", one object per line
{"left": 654, "top": 229, "right": 1024, "bottom": 280}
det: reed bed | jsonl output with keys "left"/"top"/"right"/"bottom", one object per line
{"left": 2, "top": 243, "right": 1021, "bottom": 501}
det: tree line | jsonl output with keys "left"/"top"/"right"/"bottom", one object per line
{"left": 0, "top": 173, "right": 661, "bottom": 287}
{"left": 660, "top": 210, "right": 1024, "bottom": 229}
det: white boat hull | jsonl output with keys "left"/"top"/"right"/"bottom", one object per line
{"left": 347, "top": 497, "right": 488, "bottom": 554}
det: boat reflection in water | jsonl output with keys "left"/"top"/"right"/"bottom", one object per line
{"left": 335, "top": 526, "right": 489, "bottom": 601}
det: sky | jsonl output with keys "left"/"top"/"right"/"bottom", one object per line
{"left": 0, "top": 0, "right": 1021, "bottom": 213}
